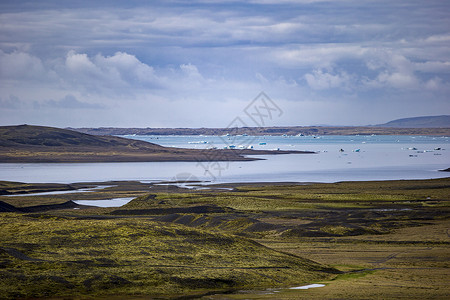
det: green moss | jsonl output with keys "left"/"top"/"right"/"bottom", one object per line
{"left": 0, "top": 213, "right": 335, "bottom": 299}
{"left": 0, "top": 178, "right": 448, "bottom": 298}
{"left": 118, "top": 178, "right": 449, "bottom": 213}
{"left": 331, "top": 269, "right": 377, "bottom": 281}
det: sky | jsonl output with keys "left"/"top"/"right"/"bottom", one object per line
{"left": 0, "top": 0, "right": 449, "bottom": 128}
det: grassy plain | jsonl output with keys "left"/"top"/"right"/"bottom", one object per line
{"left": 0, "top": 178, "right": 449, "bottom": 299}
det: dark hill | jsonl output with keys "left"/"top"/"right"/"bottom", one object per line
{"left": 0, "top": 124, "right": 165, "bottom": 150}
{"left": 376, "top": 115, "right": 450, "bottom": 128}
{"left": 0, "top": 200, "right": 21, "bottom": 212}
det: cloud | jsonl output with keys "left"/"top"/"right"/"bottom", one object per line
{"left": 62, "top": 51, "right": 161, "bottom": 94}
{"left": 0, "top": 95, "right": 22, "bottom": 109}
{"left": 37, "top": 95, "right": 104, "bottom": 109}
{"left": 304, "top": 69, "right": 352, "bottom": 90}
{"left": 424, "top": 77, "right": 443, "bottom": 91}
{"left": 180, "top": 63, "right": 202, "bottom": 78}
{"left": 94, "top": 52, "right": 156, "bottom": 83}
{"left": 0, "top": 0, "right": 449, "bottom": 127}
{"left": 65, "top": 52, "right": 96, "bottom": 73}
{"left": 414, "top": 61, "right": 450, "bottom": 73}
{"left": 374, "top": 72, "right": 420, "bottom": 89}
{"left": 0, "top": 50, "right": 46, "bottom": 80}
{"left": 0, "top": 50, "right": 165, "bottom": 98}
{"left": 272, "top": 45, "right": 368, "bottom": 69}
{"left": 0, "top": 94, "right": 102, "bottom": 110}
{"left": 424, "top": 34, "right": 450, "bottom": 44}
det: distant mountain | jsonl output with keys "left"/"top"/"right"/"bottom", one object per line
{"left": 375, "top": 115, "right": 450, "bottom": 128}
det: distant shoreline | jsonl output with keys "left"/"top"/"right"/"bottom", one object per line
{"left": 71, "top": 126, "right": 450, "bottom": 137}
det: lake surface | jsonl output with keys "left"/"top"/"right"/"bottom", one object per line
{"left": 73, "top": 197, "right": 135, "bottom": 207}
{"left": 0, "top": 135, "right": 448, "bottom": 184}
{"left": 4, "top": 185, "right": 115, "bottom": 197}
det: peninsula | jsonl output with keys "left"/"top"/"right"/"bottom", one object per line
{"left": 0, "top": 125, "right": 313, "bottom": 163}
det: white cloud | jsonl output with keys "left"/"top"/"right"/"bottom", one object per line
{"left": 361, "top": 52, "right": 430, "bottom": 90}
{"left": 273, "top": 45, "right": 368, "bottom": 69}
{"left": 424, "top": 34, "right": 450, "bottom": 44}
{"left": 375, "top": 72, "right": 420, "bottom": 89}
{"left": 180, "top": 63, "right": 202, "bottom": 79}
{"left": 414, "top": 61, "right": 450, "bottom": 73}
{"left": 425, "top": 77, "right": 443, "bottom": 91}
{"left": 94, "top": 52, "right": 157, "bottom": 85}
{"left": 65, "top": 51, "right": 97, "bottom": 74}
{"left": 0, "top": 50, "right": 46, "bottom": 80}
{"left": 304, "top": 69, "right": 352, "bottom": 90}
{"left": 62, "top": 51, "right": 160, "bottom": 92}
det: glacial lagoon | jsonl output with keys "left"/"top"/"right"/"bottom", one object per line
{"left": 0, "top": 135, "right": 448, "bottom": 184}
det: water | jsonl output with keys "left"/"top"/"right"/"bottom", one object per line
{"left": 4, "top": 185, "right": 115, "bottom": 197}
{"left": 0, "top": 135, "right": 448, "bottom": 184}
{"left": 290, "top": 284, "right": 326, "bottom": 290}
{"left": 121, "top": 134, "right": 449, "bottom": 150}
{"left": 73, "top": 197, "right": 135, "bottom": 207}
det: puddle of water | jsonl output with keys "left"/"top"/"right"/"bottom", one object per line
{"left": 154, "top": 182, "right": 233, "bottom": 191}
{"left": 210, "top": 187, "right": 234, "bottom": 191}
{"left": 289, "top": 283, "right": 325, "bottom": 290}
{"left": 73, "top": 197, "right": 134, "bottom": 207}
{"left": 209, "top": 283, "right": 325, "bottom": 298}
{"left": 371, "top": 208, "right": 412, "bottom": 212}
{"left": 4, "top": 185, "right": 116, "bottom": 197}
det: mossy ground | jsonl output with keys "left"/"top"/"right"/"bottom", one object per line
{"left": 0, "top": 214, "right": 335, "bottom": 299}
{"left": 0, "top": 178, "right": 449, "bottom": 298}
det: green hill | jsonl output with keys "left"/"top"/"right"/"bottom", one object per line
{"left": 0, "top": 213, "right": 337, "bottom": 299}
